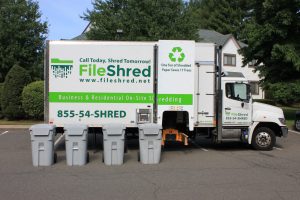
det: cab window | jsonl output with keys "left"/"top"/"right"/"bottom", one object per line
{"left": 226, "top": 83, "right": 250, "bottom": 102}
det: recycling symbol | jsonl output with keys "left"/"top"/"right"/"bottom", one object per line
{"left": 169, "top": 47, "right": 185, "bottom": 63}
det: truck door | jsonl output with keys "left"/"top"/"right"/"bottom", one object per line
{"left": 222, "top": 82, "right": 252, "bottom": 127}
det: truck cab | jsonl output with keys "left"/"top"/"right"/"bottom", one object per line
{"left": 220, "top": 72, "right": 288, "bottom": 150}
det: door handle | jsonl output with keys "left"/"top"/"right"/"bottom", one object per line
{"left": 225, "top": 107, "right": 231, "bottom": 110}
{"left": 241, "top": 102, "right": 244, "bottom": 108}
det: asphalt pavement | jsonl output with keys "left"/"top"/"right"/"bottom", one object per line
{"left": 0, "top": 128, "right": 300, "bottom": 200}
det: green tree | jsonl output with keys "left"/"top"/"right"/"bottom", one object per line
{"left": 1, "top": 65, "right": 31, "bottom": 120}
{"left": 0, "top": 0, "right": 47, "bottom": 82}
{"left": 267, "top": 81, "right": 300, "bottom": 105}
{"left": 240, "top": 0, "right": 300, "bottom": 104}
{"left": 22, "top": 81, "right": 44, "bottom": 119}
{"left": 84, "top": 0, "right": 199, "bottom": 41}
{"left": 0, "top": 83, "right": 3, "bottom": 118}
{"left": 192, "top": 0, "right": 252, "bottom": 39}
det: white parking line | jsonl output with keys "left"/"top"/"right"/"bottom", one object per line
{"left": 0, "top": 131, "right": 8, "bottom": 136}
{"left": 200, "top": 148, "right": 209, "bottom": 152}
{"left": 190, "top": 140, "right": 209, "bottom": 152}
{"left": 273, "top": 147, "right": 282, "bottom": 151}
{"left": 289, "top": 130, "right": 300, "bottom": 135}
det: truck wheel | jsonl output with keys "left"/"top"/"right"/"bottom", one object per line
{"left": 295, "top": 120, "right": 300, "bottom": 131}
{"left": 252, "top": 127, "right": 276, "bottom": 151}
{"left": 137, "top": 151, "right": 140, "bottom": 162}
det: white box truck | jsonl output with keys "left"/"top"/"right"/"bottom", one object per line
{"left": 45, "top": 40, "right": 288, "bottom": 150}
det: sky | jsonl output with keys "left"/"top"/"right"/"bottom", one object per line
{"left": 38, "top": 0, "right": 93, "bottom": 40}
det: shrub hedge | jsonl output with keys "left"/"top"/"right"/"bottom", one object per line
{"left": 22, "top": 81, "right": 44, "bottom": 119}
{"left": 1, "top": 65, "right": 31, "bottom": 120}
{"left": 267, "top": 81, "right": 300, "bottom": 105}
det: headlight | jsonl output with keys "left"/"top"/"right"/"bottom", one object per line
{"left": 279, "top": 118, "right": 286, "bottom": 125}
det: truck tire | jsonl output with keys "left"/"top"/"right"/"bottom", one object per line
{"left": 251, "top": 127, "right": 276, "bottom": 151}
{"left": 295, "top": 119, "right": 300, "bottom": 131}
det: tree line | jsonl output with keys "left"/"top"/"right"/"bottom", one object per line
{"left": 0, "top": 0, "right": 46, "bottom": 120}
{"left": 84, "top": 0, "right": 300, "bottom": 104}
{"left": 0, "top": 0, "right": 299, "bottom": 120}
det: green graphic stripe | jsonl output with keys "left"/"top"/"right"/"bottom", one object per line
{"left": 49, "top": 92, "right": 193, "bottom": 105}
{"left": 51, "top": 58, "right": 73, "bottom": 64}
{"left": 49, "top": 92, "right": 153, "bottom": 104}
{"left": 157, "top": 94, "right": 192, "bottom": 105}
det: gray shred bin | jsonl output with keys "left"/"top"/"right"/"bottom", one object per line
{"left": 102, "top": 124, "right": 125, "bottom": 165}
{"left": 30, "top": 124, "right": 56, "bottom": 167}
{"left": 138, "top": 124, "right": 162, "bottom": 164}
{"left": 64, "top": 124, "right": 89, "bottom": 166}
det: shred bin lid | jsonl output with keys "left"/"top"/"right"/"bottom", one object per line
{"left": 30, "top": 124, "right": 56, "bottom": 136}
{"left": 138, "top": 124, "right": 162, "bottom": 135}
{"left": 103, "top": 124, "right": 125, "bottom": 136}
{"left": 64, "top": 124, "right": 88, "bottom": 136}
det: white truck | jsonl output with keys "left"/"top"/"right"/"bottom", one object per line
{"left": 45, "top": 40, "right": 288, "bottom": 150}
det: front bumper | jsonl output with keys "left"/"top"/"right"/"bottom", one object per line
{"left": 281, "top": 126, "right": 288, "bottom": 137}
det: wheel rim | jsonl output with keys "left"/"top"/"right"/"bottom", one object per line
{"left": 256, "top": 132, "right": 272, "bottom": 147}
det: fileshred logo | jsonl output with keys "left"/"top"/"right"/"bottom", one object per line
{"left": 169, "top": 47, "right": 185, "bottom": 63}
{"left": 51, "top": 58, "right": 73, "bottom": 78}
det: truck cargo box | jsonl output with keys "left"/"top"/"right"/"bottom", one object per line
{"left": 45, "top": 40, "right": 215, "bottom": 129}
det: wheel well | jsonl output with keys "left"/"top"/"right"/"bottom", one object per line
{"left": 162, "top": 111, "right": 189, "bottom": 133}
{"left": 254, "top": 122, "right": 282, "bottom": 137}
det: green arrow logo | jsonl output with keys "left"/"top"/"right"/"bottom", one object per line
{"left": 169, "top": 46, "right": 185, "bottom": 63}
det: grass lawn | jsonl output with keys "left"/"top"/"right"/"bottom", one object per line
{"left": 281, "top": 106, "right": 299, "bottom": 130}
{"left": 0, "top": 119, "right": 43, "bottom": 125}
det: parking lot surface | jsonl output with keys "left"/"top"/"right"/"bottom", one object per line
{"left": 0, "top": 128, "right": 300, "bottom": 200}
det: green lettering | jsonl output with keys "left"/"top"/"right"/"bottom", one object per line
{"left": 92, "top": 64, "right": 96, "bottom": 76}
{"left": 107, "top": 65, "right": 115, "bottom": 76}
{"left": 108, "top": 111, "right": 113, "bottom": 118}
{"left": 114, "top": 110, "right": 119, "bottom": 118}
{"left": 88, "top": 64, "right": 92, "bottom": 76}
{"left": 80, "top": 64, "right": 88, "bottom": 75}
{"left": 142, "top": 66, "right": 151, "bottom": 77}
{"left": 100, "top": 110, "right": 107, "bottom": 118}
{"left": 120, "top": 111, "right": 126, "bottom": 118}
{"left": 97, "top": 67, "right": 106, "bottom": 76}
{"left": 116, "top": 65, "right": 125, "bottom": 76}
{"left": 132, "top": 68, "right": 141, "bottom": 77}
{"left": 126, "top": 68, "right": 132, "bottom": 77}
